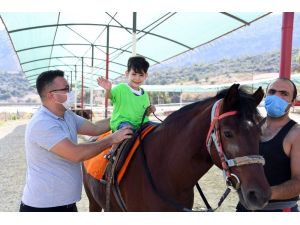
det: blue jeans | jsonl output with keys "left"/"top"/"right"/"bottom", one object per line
{"left": 117, "top": 121, "right": 159, "bottom": 131}
{"left": 117, "top": 121, "right": 134, "bottom": 130}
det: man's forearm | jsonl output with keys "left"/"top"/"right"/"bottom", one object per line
{"left": 94, "top": 118, "right": 111, "bottom": 134}
{"left": 271, "top": 179, "right": 300, "bottom": 200}
{"left": 75, "top": 136, "right": 113, "bottom": 162}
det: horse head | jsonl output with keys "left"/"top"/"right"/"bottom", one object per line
{"left": 207, "top": 84, "right": 271, "bottom": 210}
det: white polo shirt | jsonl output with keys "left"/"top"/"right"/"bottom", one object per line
{"left": 22, "top": 105, "right": 86, "bottom": 208}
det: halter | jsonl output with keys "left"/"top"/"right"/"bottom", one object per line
{"left": 206, "top": 99, "right": 265, "bottom": 190}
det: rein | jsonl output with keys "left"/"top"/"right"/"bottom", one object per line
{"left": 206, "top": 99, "right": 265, "bottom": 190}
{"left": 136, "top": 106, "right": 232, "bottom": 211}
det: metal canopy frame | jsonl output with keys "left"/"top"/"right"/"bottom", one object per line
{"left": 0, "top": 12, "right": 272, "bottom": 112}
{"left": 0, "top": 12, "right": 271, "bottom": 87}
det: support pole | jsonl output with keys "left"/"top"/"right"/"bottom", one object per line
{"left": 105, "top": 26, "right": 110, "bottom": 118}
{"left": 81, "top": 57, "right": 84, "bottom": 109}
{"left": 70, "top": 71, "right": 73, "bottom": 91}
{"left": 91, "top": 44, "right": 94, "bottom": 67}
{"left": 132, "top": 12, "right": 137, "bottom": 56}
{"left": 74, "top": 65, "right": 77, "bottom": 109}
{"left": 279, "top": 12, "right": 294, "bottom": 79}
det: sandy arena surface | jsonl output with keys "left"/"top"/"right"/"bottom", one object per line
{"left": 0, "top": 110, "right": 299, "bottom": 212}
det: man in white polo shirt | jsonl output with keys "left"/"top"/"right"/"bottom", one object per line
{"left": 20, "top": 70, "right": 133, "bottom": 212}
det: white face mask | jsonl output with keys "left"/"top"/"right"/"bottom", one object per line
{"left": 63, "top": 91, "right": 76, "bottom": 110}
{"left": 54, "top": 91, "right": 76, "bottom": 110}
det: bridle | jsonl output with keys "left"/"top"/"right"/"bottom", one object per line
{"left": 206, "top": 99, "right": 265, "bottom": 190}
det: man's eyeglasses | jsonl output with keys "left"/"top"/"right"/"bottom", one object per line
{"left": 49, "top": 86, "right": 70, "bottom": 93}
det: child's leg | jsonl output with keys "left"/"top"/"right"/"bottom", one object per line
{"left": 117, "top": 121, "right": 134, "bottom": 130}
{"left": 146, "top": 121, "right": 160, "bottom": 126}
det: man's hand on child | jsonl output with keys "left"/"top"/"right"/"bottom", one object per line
{"left": 97, "top": 77, "right": 112, "bottom": 91}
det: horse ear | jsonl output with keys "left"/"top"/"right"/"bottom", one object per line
{"left": 223, "top": 83, "right": 240, "bottom": 112}
{"left": 252, "top": 86, "right": 264, "bottom": 107}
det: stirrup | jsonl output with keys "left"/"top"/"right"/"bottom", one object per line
{"left": 104, "top": 150, "right": 114, "bottom": 160}
{"left": 99, "top": 179, "right": 107, "bottom": 185}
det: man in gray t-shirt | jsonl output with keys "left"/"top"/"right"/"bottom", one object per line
{"left": 20, "top": 70, "right": 133, "bottom": 212}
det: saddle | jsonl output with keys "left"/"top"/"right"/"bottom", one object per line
{"left": 84, "top": 123, "right": 157, "bottom": 211}
{"left": 108, "top": 123, "right": 157, "bottom": 211}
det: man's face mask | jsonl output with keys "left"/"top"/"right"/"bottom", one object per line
{"left": 53, "top": 91, "right": 76, "bottom": 110}
{"left": 264, "top": 95, "right": 290, "bottom": 118}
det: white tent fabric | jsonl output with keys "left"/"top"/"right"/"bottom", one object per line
{"left": 0, "top": 12, "right": 270, "bottom": 88}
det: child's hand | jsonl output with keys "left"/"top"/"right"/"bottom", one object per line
{"left": 97, "top": 77, "right": 112, "bottom": 91}
{"left": 147, "top": 105, "right": 156, "bottom": 115}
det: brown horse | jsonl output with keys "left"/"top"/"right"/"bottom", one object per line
{"left": 83, "top": 84, "right": 271, "bottom": 211}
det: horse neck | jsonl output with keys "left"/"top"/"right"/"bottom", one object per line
{"left": 144, "top": 98, "right": 215, "bottom": 192}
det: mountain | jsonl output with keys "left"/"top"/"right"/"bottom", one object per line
{"left": 0, "top": 71, "right": 37, "bottom": 103}
{"left": 145, "top": 50, "right": 300, "bottom": 85}
{"left": 151, "top": 13, "right": 300, "bottom": 70}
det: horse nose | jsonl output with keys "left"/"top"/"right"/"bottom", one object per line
{"left": 246, "top": 189, "right": 269, "bottom": 210}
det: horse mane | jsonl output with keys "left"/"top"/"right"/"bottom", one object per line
{"left": 162, "top": 87, "right": 262, "bottom": 126}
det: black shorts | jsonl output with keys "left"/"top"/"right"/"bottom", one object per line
{"left": 19, "top": 202, "right": 78, "bottom": 212}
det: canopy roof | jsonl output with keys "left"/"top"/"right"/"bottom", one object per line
{"left": 0, "top": 12, "right": 270, "bottom": 88}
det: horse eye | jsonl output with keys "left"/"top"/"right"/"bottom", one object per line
{"left": 223, "top": 131, "right": 233, "bottom": 138}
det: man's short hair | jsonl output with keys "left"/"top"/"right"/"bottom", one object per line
{"left": 127, "top": 56, "right": 150, "bottom": 73}
{"left": 36, "top": 70, "right": 64, "bottom": 98}
{"left": 267, "top": 78, "right": 298, "bottom": 101}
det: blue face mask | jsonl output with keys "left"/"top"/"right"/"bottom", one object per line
{"left": 264, "top": 95, "right": 290, "bottom": 118}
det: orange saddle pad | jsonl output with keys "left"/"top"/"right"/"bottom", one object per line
{"left": 83, "top": 125, "right": 156, "bottom": 184}
{"left": 83, "top": 131, "right": 112, "bottom": 180}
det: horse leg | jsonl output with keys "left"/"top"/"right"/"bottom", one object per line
{"left": 82, "top": 166, "right": 103, "bottom": 212}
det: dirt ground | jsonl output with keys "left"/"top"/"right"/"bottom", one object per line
{"left": 1, "top": 110, "right": 300, "bottom": 212}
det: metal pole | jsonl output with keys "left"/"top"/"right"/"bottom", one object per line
{"left": 70, "top": 71, "right": 73, "bottom": 91}
{"left": 105, "top": 25, "right": 110, "bottom": 118}
{"left": 279, "top": 12, "right": 294, "bottom": 79}
{"left": 91, "top": 44, "right": 94, "bottom": 67}
{"left": 132, "top": 12, "right": 137, "bottom": 56}
{"left": 74, "top": 65, "right": 77, "bottom": 109}
{"left": 90, "top": 86, "right": 93, "bottom": 121}
{"left": 81, "top": 57, "right": 84, "bottom": 109}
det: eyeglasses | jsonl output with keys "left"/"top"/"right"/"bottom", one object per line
{"left": 49, "top": 86, "right": 70, "bottom": 93}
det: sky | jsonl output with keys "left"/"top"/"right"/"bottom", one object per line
{"left": 0, "top": 20, "right": 4, "bottom": 30}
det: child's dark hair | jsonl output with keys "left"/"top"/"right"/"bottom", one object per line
{"left": 127, "top": 56, "right": 149, "bottom": 73}
{"left": 36, "top": 70, "right": 64, "bottom": 98}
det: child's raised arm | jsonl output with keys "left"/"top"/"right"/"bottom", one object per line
{"left": 97, "top": 77, "right": 112, "bottom": 99}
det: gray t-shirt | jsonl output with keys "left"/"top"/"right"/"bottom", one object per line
{"left": 22, "top": 105, "right": 86, "bottom": 207}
